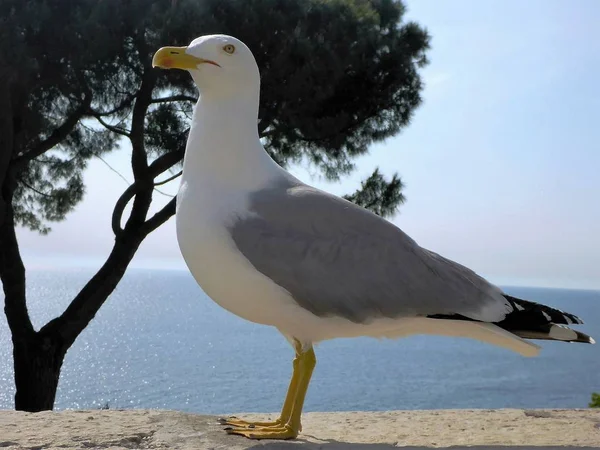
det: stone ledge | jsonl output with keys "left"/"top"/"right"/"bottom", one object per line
{"left": 0, "top": 408, "right": 599, "bottom": 449}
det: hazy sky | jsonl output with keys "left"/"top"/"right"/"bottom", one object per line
{"left": 18, "top": 0, "right": 600, "bottom": 289}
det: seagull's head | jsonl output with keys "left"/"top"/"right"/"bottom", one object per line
{"left": 152, "top": 34, "right": 259, "bottom": 97}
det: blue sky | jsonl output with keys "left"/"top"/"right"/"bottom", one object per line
{"left": 18, "top": 0, "right": 600, "bottom": 289}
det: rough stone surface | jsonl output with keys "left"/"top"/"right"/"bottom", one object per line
{"left": 0, "top": 409, "right": 599, "bottom": 449}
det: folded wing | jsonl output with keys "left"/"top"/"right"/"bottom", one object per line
{"left": 229, "top": 181, "right": 513, "bottom": 324}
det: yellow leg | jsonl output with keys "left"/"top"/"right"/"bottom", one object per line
{"left": 285, "top": 347, "right": 315, "bottom": 433}
{"left": 219, "top": 339, "right": 303, "bottom": 428}
{"left": 224, "top": 344, "right": 316, "bottom": 440}
{"left": 279, "top": 351, "right": 302, "bottom": 424}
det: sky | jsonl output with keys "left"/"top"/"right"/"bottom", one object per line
{"left": 17, "top": 0, "right": 600, "bottom": 289}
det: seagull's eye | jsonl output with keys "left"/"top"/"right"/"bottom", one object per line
{"left": 223, "top": 44, "right": 236, "bottom": 54}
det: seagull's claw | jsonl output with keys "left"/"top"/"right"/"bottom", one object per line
{"left": 225, "top": 424, "right": 298, "bottom": 440}
{"left": 218, "top": 416, "right": 283, "bottom": 428}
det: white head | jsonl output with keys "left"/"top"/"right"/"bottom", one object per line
{"left": 152, "top": 34, "right": 260, "bottom": 98}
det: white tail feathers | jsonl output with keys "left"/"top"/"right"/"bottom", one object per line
{"left": 392, "top": 319, "right": 542, "bottom": 357}
{"left": 472, "top": 323, "right": 541, "bottom": 357}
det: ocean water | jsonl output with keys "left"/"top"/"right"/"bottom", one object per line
{"left": 0, "top": 268, "right": 598, "bottom": 413}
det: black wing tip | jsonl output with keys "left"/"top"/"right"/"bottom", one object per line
{"left": 497, "top": 294, "right": 594, "bottom": 344}
{"left": 503, "top": 294, "right": 585, "bottom": 326}
{"left": 424, "top": 295, "right": 594, "bottom": 345}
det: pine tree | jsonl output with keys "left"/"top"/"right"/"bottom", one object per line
{"left": 0, "top": 0, "right": 429, "bottom": 411}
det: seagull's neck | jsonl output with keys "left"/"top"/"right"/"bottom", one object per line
{"left": 182, "top": 91, "right": 279, "bottom": 192}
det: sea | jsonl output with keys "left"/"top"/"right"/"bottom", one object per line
{"left": 0, "top": 268, "right": 598, "bottom": 413}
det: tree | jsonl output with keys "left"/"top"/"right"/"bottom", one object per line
{"left": 344, "top": 169, "right": 406, "bottom": 218}
{"left": 0, "top": 0, "right": 429, "bottom": 411}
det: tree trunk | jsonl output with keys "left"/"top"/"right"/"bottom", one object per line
{"left": 0, "top": 188, "right": 66, "bottom": 412}
{"left": 0, "top": 65, "right": 174, "bottom": 410}
{"left": 13, "top": 331, "right": 66, "bottom": 412}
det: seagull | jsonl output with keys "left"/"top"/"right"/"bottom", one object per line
{"left": 152, "top": 34, "right": 595, "bottom": 440}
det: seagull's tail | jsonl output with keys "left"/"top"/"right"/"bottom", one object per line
{"left": 427, "top": 294, "right": 594, "bottom": 356}
{"left": 495, "top": 295, "right": 595, "bottom": 345}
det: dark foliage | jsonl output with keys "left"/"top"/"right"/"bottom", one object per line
{"left": 344, "top": 169, "right": 406, "bottom": 218}
{"left": 0, "top": 0, "right": 429, "bottom": 411}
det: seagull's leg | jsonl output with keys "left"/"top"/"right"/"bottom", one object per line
{"left": 225, "top": 345, "right": 316, "bottom": 440}
{"left": 281, "top": 346, "right": 315, "bottom": 434}
{"left": 218, "top": 340, "right": 303, "bottom": 428}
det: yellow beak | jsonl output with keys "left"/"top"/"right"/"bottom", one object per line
{"left": 152, "top": 46, "right": 218, "bottom": 70}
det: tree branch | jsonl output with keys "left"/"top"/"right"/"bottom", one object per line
{"left": 150, "top": 94, "right": 197, "bottom": 104}
{"left": 111, "top": 145, "right": 184, "bottom": 235}
{"left": 111, "top": 182, "right": 141, "bottom": 236}
{"left": 50, "top": 228, "right": 146, "bottom": 347}
{"left": 12, "top": 92, "right": 92, "bottom": 170}
{"left": 111, "top": 147, "right": 183, "bottom": 235}
{"left": 141, "top": 197, "right": 176, "bottom": 234}
{"left": 89, "top": 94, "right": 136, "bottom": 117}
{"left": 148, "top": 149, "right": 185, "bottom": 177}
{"left": 94, "top": 154, "right": 131, "bottom": 185}
{"left": 21, "top": 180, "right": 53, "bottom": 198}
{"left": 129, "top": 72, "right": 155, "bottom": 179}
{"left": 89, "top": 113, "right": 131, "bottom": 137}
{"left": 154, "top": 170, "right": 182, "bottom": 186}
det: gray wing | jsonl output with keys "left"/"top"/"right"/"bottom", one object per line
{"left": 230, "top": 181, "right": 512, "bottom": 324}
